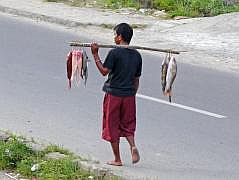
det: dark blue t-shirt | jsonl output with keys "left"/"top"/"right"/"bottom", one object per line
{"left": 102, "top": 47, "right": 142, "bottom": 96}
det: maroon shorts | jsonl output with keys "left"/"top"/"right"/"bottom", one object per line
{"left": 102, "top": 93, "right": 136, "bottom": 142}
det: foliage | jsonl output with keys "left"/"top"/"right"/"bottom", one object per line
{"left": 42, "top": 144, "right": 73, "bottom": 156}
{"left": 101, "top": 0, "right": 239, "bottom": 17}
{"left": 102, "top": 0, "right": 139, "bottom": 8}
{"left": 17, "top": 158, "right": 91, "bottom": 180}
{"left": 0, "top": 138, "right": 33, "bottom": 169}
{"left": 0, "top": 135, "right": 118, "bottom": 179}
{"left": 44, "top": 0, "right": 239, "bottom": 17}
{"left": 154, "top": 0, "right": 239, "bottom": 17}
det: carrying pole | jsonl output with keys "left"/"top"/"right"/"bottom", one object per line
{"left": 69, "top": 41, "right": 182, "bottom": 54}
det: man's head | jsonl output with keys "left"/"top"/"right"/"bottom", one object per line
{"left": 113, "top": 23, "right": 133, "bottom": 45}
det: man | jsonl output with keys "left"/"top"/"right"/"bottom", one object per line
{"left": 91, "top": 23, "right": 142, "bottom": 166}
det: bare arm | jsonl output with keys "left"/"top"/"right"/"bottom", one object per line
{"left": 93, "top": 53, "right": 110, "bottom": 76}
{"left": 91, "top": 43, "right": 110, "bottom": 76}
{"left": 134, "top": 77, "right": 140, "bottom": 94}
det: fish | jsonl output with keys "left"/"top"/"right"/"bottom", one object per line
{"left": 161, "top": 53, "right": 177, "bottom": 102}
{"left": 73, "top": 50, "right": 83, "bottom": 86}
{"left": 66, "top": 50, "right": 83, "bottom": 88}
{"left": 161, "top": 53, "right": 170, "bottom": 92}
{"left": 82, "top": 50, "right": 90, "bottom": 86}
{"left": 66, "top": 51, "right": 72, "bottom": 88}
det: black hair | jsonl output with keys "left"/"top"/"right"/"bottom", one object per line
{"left": 113, "top": 23, "right": 133, "bottom": 44}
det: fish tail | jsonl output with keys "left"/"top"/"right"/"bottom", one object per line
{"left": 169, "top": 96, "right": 172, "bottom": 103}
{"left": 68, "top": 80, "right": 71, "bottom": 89}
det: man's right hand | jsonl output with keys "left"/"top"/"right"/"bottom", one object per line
{"left": 91, "top": 42, "right": 99, "bottom": 55}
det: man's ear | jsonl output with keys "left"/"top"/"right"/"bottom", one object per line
{"left": 118, "top": 35, "right": 123, "bottom": 41}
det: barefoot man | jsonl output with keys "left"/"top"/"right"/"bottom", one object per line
{"left": 91, "top": 23, "right": 142, "bottom": 166}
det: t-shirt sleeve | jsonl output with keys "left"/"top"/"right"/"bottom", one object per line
{"left": 135, "top": 53, "right": 142, "bottom": 77}
{"left": 103, "top": 49, "right": 115, "bottom": 70}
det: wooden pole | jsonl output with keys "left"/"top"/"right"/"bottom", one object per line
{"left": 69, "top": 41, "right": 182, "bottom": 54}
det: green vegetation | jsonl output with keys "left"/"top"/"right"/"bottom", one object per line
{"left": 159, "top": 0, "right": 239, "bottom": 17}
{"left": 0, "top": 137, "right": 33, "bottom": 170}
{"left": 0, "top": 135, "right": 119, "bottom": 179}
{"left": 102, "top": 0, "right": 239, "bottom": 17}
{"left": 103, "top": 0, "right": 140, "bottom": 9}
{"left": 44, "top": 0, "right": 239, "bottom": 17}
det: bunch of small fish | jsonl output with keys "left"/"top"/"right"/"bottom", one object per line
{"left": 66, "top": 49, "right": 90, "bottom": 88}
{"left": 161, "top": 52, "right": 177, "bottom": 102}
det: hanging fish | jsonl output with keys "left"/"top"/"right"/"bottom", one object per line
{"left": 82, "top": 50, "right": 90, "bottom": 86}
{"left": 66, "top": 49, "right": 83, "bottom": 88}
{"left": 66, "top": 51, "right": 73, "bottom": 88}
{"left": 73, "top": 50, "right": 83, "bottom": 86}
{"left": 161, "top": 53, "right": 177, "bottom": 102}
{"left": 161, "top": 53, "right": 170, "bottom": 92}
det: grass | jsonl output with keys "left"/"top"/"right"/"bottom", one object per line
{"left": 164, "top": 0, "right": 239, "bottom": 17}
{"left": 0, "top": 137, "right": 33, "bottom": 170}
{"left": 44, "top": 0, "right": 239, "bottom": 18}
{"left": 0, "top": 134, "right": 120, "bottom": 179}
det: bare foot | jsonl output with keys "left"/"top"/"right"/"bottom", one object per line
{"left": 131, "top": 146, "right": 140, "bottom": 164}
{"left": 106, "top": 161, "right": 123, "bottom": 166}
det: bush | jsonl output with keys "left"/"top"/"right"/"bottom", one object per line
{"left": 151, "top": 0, "right": 239, "bottom": 17}
{"left": 103, "top": 0, "right": 139, "bottom": 8}
{"left": 0, "top": 138, "right": 33, "bottom": 169}
{"left": 0, "top": 136, "right": 118, "bottom": 179}
{"left": 45, "top": 0, "right": 239, "bottom": 17}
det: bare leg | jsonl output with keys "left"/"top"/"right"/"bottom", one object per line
{"left": 126, "top": 136, "right": 140, "bottom": 164}
{"left": 107, "top": 140, "right": 122, "bottom": 166}
{"left": 126, "top": 135, "right": 135, "bottom": 148}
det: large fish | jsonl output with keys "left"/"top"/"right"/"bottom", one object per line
{"left": 161, "top": 53, "right": 177, "bottom": 102}
{"left": 161, "top": 53, "right": 170, "bottom": 92}
{"left": 76, "top": 50, "right": 83, "bottom": 85}
{"left": 66, "top": 49, "right": 83, "bottom": 88}
{"left": 82, "top": 50, "right": 90, "bottom": 86}
{"left": 66, "top": 51, "right": 72, "bottom": 88}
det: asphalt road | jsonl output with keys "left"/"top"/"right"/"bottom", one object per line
{"left": 0, "top": 14, "right": 239, "bottom": 180}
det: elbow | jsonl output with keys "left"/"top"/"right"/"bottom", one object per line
{"left": 102, "top": 72, "right": 108, "bottom": 76}
{"left": 101, "top": 68, "right": 109, "bottom": 76}
{"left": 98, "top": 67, "right": 109, "bottom": 76}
